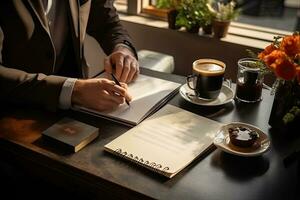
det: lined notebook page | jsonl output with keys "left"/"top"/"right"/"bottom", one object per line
{"left": 104, "top": 104, "right": 223, "bottom": 178}
{"left": 74, "top": 74, "right": 181, "bottom": 126}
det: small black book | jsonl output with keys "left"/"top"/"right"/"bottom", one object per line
{"left": 42, "top": 117, "right": 99, "bottom": 152}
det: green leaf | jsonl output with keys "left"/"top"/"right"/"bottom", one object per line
{"left": 283, "top": 113, "right": 295, "bottom": 124}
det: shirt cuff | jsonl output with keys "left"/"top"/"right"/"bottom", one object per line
{"left": 59, "top": 78, "right": 77, "bottom": 110}
{"left": 114, "top": 43, "right": 133, "bottom": 53}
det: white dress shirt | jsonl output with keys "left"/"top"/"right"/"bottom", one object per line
{"left": 43, "top": 0, "right": 134, "bottom": 110}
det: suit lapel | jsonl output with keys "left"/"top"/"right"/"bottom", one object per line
{"left": 26, "top": 0, "right": 50, "bottom": 33}
{"left": 26, "top": 0, "right": 91, "bottom": 78}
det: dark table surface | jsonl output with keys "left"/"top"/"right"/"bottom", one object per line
{"left": 0, "top": 68, "right": 299, "bottom": 200}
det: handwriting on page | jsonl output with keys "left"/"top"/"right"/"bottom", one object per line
{"left": 133, "top": 124, "right": 197, "bottom": 154}
{"left": 104, "top": 105, "right": 223, "bottom": 178}
{"left": 131, "top": 111, "right": 218, "bottom": 157}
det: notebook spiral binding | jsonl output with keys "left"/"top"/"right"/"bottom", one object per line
{"left": 114, "top": 148, "right": 170, "bottom": 174}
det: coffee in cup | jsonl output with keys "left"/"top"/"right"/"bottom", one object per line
{"left": 235, "top": 58, "right": 263, "bottom": 103}
{"left": 187, "top": 59, "right": 226, "bottom": 100}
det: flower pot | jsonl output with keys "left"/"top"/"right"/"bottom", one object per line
{"left": 167, "top": 9, "right": 180, "bottom": 30}
{"left": 212, "top": 20, "right": 230, "bottom": 38}
{"left": 268, "top": 80, "right": 300, "bottom": 131}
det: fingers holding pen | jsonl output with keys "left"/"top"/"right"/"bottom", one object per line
{"left": 119, "top": 82, "right": 132, "bottom": 102}
{"left": 71, "top": 78, "right": 132, "bottom": 112}
{"left": 100, "top": 79, "right": 131, "bottom": 101}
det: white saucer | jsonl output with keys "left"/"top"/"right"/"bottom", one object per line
{"left": 213, "top": 122, "right": 271, "bottom": 157}
{"left": 179, "top": 83, "right": 234, "bottom": 106}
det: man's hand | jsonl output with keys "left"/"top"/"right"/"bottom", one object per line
{"left": 71, "top": 78, "right": 132, "bottom": 112}
{"left": 104, "top": 45, "right": 139, "bottom": 83}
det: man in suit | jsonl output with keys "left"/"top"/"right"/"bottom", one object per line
{"left": 0, "top": 0, "right": 139, "bottom": 112}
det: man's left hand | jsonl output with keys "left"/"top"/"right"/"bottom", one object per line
{"left": 104, "top": 45, "right": 139, "bottom": 83}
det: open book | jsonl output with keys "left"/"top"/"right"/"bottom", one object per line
{"left": 104, "top": 104, "right": 223, "bottom": 178}
{"left": 74, "top": 73, "right": 181, "bottom": 126}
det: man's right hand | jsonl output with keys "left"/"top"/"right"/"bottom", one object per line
{"left": 71, "top": 78, "right": 132, "bottom": 112}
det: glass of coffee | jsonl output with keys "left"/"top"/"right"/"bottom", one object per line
{"left": 187, "top": 59, "right": 226, "bottom": 100}
{"left": 235, "top": 58, "right": 264, "bottom": 103}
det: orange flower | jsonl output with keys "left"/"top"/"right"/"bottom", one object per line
{"left": 274, "top": 57, "right": 297, "bottom": 80}
{"left": 258, "top": 44, "right": 277, "bottom": 60}
{"left": 257, "top": 33, "right": 300, "bottom": 125}
{"left": 258, "top": 33, "right": 300, "bottom": 82}
{"left": 280, "top": 34, "right": 300, "bottom": 57}
{"left": 262, "top": 50, "right": 287, "bottom": 70}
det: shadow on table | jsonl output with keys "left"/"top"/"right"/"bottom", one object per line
{"left": 33, "top": 137, "right": 74, "bottom": 156}
{"left": 177, "top": 98, "right": 235, "bottom": 118}
{"left": 210, "top": 150, "right": 270, "bottom": 181}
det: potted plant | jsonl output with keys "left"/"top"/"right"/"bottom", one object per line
{"left": 175, "top": 0, "right": 211, "bottom": 34}
{"left": 156, "top": 0, "right": 180, "bottom": 9}
{"left": 257, "top": 33, "right": 300, "bottom": 131}
{"left": 200, "top": 1, "right": 214, "bottom": 35}
{"left": 207, "top": 1, "right": 240, "bottom": 38}
{"left": 156, "top": 0, "right": 181, "bottom": 29}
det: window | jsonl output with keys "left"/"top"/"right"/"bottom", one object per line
{"left": 115, "top": 0, "right": 127, "bottom": 5}
{"left": 149, "top": 0, "right": 158, "bottom": 6}
{"left": 114, "top": 0, "right": 128, "bottom": 13}
{"left": 115, "top": 0, "right": 299, "bottom": 32}
{"left": 236, "top": 0, "right": 299, "bottom": 31}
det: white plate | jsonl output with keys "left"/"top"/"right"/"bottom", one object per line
{"left": 179, "top": 83, "right": 234, "bottom": 106}
{"left": 213, "top": 122, "right": 271, "bottom": 157}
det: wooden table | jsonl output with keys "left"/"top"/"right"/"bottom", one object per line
{"left": 0, "top": 69, "right": 299, "bottom": 200}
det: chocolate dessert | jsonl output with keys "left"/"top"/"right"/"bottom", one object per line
{"left": 228, "top": 126, "right": 259, "bottom": 147}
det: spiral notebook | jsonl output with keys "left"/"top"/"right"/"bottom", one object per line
{"left": 104, "top": 104, "right": 223, "bottom": 178}
{"left": 74, "top": 73, "right": 181, "bottom": 126}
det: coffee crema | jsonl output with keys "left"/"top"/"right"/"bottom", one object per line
{"left": 193, "top": 60, "right": 225, "bottom": 77}
{"left": 187, "top": 59, "right": 226, "bottom": 100}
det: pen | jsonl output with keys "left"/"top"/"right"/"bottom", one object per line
{"left": 110, "top": 73, "right": 130, "bottom": 106}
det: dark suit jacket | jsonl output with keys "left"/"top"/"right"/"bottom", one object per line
{"left": 0, "top": 0, "right": 135, "bottom": 111}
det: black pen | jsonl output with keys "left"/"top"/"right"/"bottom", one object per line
{"left": 110, "top": 73, "right": 130, "bottom": 106}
